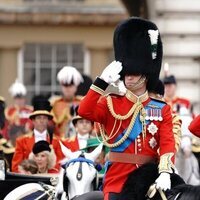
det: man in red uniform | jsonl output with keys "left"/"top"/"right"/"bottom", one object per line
{"left": 78, "top": 17, "right": 175, "bottom": 200}
{"left": 63, "top": 110, "right": 94, "bottom": 152}
{"left": 189, "top": 115, "right": 200, "bottom": 137}
{"left": 12, "top": 97, "right": 63, "bottom": 173}
{"left": 51, "top": 66, "right": 83, "bottom": 139}
{"left": 4, "top": 80, "right": 33, "bottom": 138}
{"left": 163, "top": 75, "right": 191, "bottom": 114}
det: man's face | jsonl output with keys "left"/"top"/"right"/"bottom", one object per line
{"left": 32, "top": 115, "right": 49, "bottom": 132}
{"left": 164, "top": 83, "right": 176, "bottom": 99}
{"left": 124, "top": 74, "right": 146, "bottom": 92}
{"left": 61, "top": 84, "right": 77, "bottom": 100}
{"left": 75, "top": 119, "right": 93, "bottom": 135}
{"left": 14, "top": 97, "right": 26, "bottom": 107}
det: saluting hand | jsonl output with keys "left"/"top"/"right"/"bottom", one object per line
{"left": 100, "top": 61, "right": 122, "bottom": 84}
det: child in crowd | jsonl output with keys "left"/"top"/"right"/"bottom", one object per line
{"left": 18, "top": 159, "right": 38, "bottom": 174}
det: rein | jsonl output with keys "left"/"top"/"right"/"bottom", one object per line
{"left": 62, "top": 155, "right": 96, "bottom": 182}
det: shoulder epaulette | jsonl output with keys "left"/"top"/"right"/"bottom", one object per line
{"left": 22, "top": 132, "right": 33, "bottom": 138}
{"left": 68, "top": 135, "right": 76, "bottom": 142}
{"left": 49, "top": 95, "right": 63, "bottom": 105}
{"left": 24, "top": 105, "right": 33, "bottom": 110}
{"left": 150, "top": 97, "right": 167, "bottom": 104}
{"left": 105, "top": 93, "right": 124, "bottom": 98}
{"left": 75, "top": 95, "right": 83, "bottom": 101}
{"left": 0, "top": 96, "right": 5, "bottom": 102}
{"left": 0, "top": 137, "right": 7, "bottom": 145}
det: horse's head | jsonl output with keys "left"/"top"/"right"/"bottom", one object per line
{"left": 58, "top": 142, "right": 103, "bottom": 200}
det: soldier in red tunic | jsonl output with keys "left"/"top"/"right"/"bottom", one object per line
{"left": 78, "top": 17, "right": 176, "bottom": 200}
{"left": 163, "top": 75, "right": 191, "bottom": 114}
{"left": 4, "top": 80, "right": 33, "bottom": 138}
{"left": 50, "top": 66, "right": 83, "bottom": 139}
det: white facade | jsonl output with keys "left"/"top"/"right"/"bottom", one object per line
{"left": 148, "top": 0, "right": 200, "bottom": 114}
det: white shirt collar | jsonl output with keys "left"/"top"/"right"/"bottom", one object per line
{"left": 34, "top": 129, "right": 47, "bottom": 142}
{"left": 77, "top": 133, "right": 89, "bottom": 140}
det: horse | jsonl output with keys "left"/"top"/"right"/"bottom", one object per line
{"left": 118, "top": 162, "right": 200, "bottom": 200}
{"left": 3, "top": 143, "right": 104, "bottom": 200}
{"left": 55, "top": 142, "right": 104, "bottom": 200}
{"left": 175, "top": 109, "right": 200, "bottom": 185}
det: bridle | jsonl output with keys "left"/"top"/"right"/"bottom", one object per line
{"left": 62, "top": 152, "right": 96, "bottom": 181}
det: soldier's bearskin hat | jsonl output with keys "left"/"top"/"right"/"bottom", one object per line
{"left": 163, "top": 75, "right": 177, "bottom": 85}
{"left": 113, "top": 17, "right": 163, "bottom": 90}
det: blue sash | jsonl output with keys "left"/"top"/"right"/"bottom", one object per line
{"left": 111, "top": 99, "right": 165, "bottom": 152}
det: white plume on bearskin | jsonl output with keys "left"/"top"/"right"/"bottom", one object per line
{"left": 57, "top": 66, "right": 84, "bottom": 86}
{"left": 9, "top": 79, "right": 27, "bottom": 97}
{"left": 148, "top": 29, "right": 159, "bottom": 59}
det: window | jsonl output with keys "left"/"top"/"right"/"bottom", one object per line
{"left": 23, "top": 43, "right": 84, "bottom": 102}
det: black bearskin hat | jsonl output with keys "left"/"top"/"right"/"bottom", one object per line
{"left": 113, "top": 17, "right": 163, "bottom": 91}
{"left": 149, "top": 79, "right": 165, "bottom": 96}
{"left": 163, "top": 75, "right": 176, "bottom": 85}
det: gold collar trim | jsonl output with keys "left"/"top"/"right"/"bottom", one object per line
{"left": 125, "top": 90, "right": 149, "bottom": 103}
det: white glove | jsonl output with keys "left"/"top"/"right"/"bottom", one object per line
{"left": 100, "top": 61, "right": 122, "bottom": 84}
{"left": 155, "top": 172, "right": 171, "bottom": 191}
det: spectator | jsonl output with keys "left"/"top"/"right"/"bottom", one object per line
{"left": 63, "top": 107, "right": 94, "bottom": 152}
{"left": 11, "top": 96, "right": 63, "bottom": 173}
{"left": 29, "top": 141, "right": 58, "bottom": 174}
{"left": 18, "top": 159, "right": 38, "bottom": 175}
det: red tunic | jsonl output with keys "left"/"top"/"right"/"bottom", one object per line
{"left": 189, "top": 115, "right": 200, "bottom": 137}
{"left": 12, "top": 132, "right": 64, "bottom": 172}
{"left": 62, "top": 135, "right": 80, "bottom": 152}
{"left": 78, "top": 78, "right": 175, "bottom": 195}
{"left": 51, "top": 96, "right": 82, "bottom": 139}
{"left": 165, "top": 96, "right": 191, "bottom": 113}
{"left": 3, "top": 105, "right": 33, "bottom": 139}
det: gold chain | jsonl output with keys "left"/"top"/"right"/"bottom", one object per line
{"left": 107, "top": 96, "right": 140, "bottom": 120}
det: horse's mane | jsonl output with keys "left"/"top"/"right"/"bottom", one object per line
{"left": 169, "top": 184, "right": 200, "bottom": 200}
{"left": 119, "top": 163, "right": 188, "bottom": 200}
{"left": 119, "top": 163, "right": 159, "bottom": 200}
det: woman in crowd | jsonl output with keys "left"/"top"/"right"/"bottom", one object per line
{"left": 29, "top": 140, "right": 58, "bottom": 174}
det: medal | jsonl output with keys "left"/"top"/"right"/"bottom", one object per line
{"left": 154, "top": 109, "right": 159, "bottom": 121}
{"left": 149, "top": 109, "right": 154, "bottom": 120}
{"left": 158, "top": 109, "right": 163, "bottom": 121}
{"left": 147, "top": 122, "right": 158, "bottom": 135}
{"left": 145, "top": 109, "right": 150, "bottom": 120}
{"left": 149, "top": 137, "right": 157, "bottom": 149}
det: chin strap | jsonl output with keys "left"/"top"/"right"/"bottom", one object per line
{"left": 128, "top": 76, "right": 146, "bottom": 91}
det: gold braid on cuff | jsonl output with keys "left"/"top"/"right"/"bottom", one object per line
{"left": 90, "top": 84, "right": 105, "bottom": 95}
{"left": 158, "top": 153, "right": 175, "bottom": 174}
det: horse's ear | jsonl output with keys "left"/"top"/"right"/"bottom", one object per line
{"left": 85, "top": 143, "right": 103, "bottom": 162}
{"left": 59, "top": 141, "right": 74, "bottom": 159}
